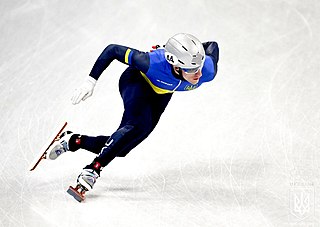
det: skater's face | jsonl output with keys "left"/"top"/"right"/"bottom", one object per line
{"left": 174, "top": 66, "right": 202, "bottom": 85}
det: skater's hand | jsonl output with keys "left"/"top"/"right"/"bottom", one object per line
{"left": 71, "top": 77, "right": 97, "bottom": 105}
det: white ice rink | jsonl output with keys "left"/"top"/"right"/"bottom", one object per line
{"left": 1, "top": 0, "right": 320, "bottom": 226}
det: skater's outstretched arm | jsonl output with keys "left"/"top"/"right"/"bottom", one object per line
{"left": 89, "top": 44, "right": 150, "bottom": 80}
{"left": 71, "top": 44, "right": 150, "bottom": 105}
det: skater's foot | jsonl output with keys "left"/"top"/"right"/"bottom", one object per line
{"left": 77, "top": 168, "right": 99, "bottom": 191}
{"left": 46, "top": 131, "right": 73, "bottom": 160}
{"left": 77, "top": 162, "right": 101, "bottom": 191}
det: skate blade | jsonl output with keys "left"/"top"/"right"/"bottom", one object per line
{"left": 29, "top": 121, "right": 68, "bottom": 171}
{"left": 67, "top": 186, "right": 86, "bottom": 202}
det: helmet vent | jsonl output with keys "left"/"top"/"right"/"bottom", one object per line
{"left": 165, "top": 33, "right": 205, "bottom": 68}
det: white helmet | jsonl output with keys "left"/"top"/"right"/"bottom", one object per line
{"left": 165, "top": 33, "right": 205, "bottom": 73}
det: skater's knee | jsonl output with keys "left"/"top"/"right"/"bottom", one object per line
{"left": 132, "top": 122, "right": 153, "bottom": 136}
{"left": 119, "top": 123, "right": 151, "bottom": 137}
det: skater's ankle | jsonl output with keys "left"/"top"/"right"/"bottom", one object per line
{"left": 68, "top": 134, "right": 82, "bottom": 151}
{"left": 84, "top": 161, "right": 101, "bottom": 176}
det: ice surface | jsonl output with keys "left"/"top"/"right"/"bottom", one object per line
{"left": 1, "top": 0, "right": 320, "bottom": 226}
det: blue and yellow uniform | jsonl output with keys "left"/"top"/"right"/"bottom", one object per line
{"left": 69, "top": 42, "right": 219, "bottom": 172}
{"left": 89, "top": 42, "right": 219, "bottom": 93}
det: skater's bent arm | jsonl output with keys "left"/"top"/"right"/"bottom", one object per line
{"left": 202, "top": 41, "right": 219, "bottom": 78}
{"left": 89, "top": 44, "right": 150, "bottom": 80}
{"left": 202, "top": 42, "right": 219, "bottom": 66}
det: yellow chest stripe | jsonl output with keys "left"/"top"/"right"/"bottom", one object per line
{"left": 140, "top": 72, "right": 174, "bottom": 94}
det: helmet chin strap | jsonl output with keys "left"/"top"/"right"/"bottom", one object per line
{"left": 178, "top": 68, "right": 183, "bottom": 77}
{"left": 171, "top": 66, "right": 185, "bottom": 81}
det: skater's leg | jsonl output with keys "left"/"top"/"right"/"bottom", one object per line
{"left": 78, "top": 67, "right": 172, "bottom": 190}
{"left": 68, "top": 135, "right": 110, "bottom": 154}
{"left": 114, "top": 68, "right": 173, "bottom": 156}
{"left": 48, "top": 133, "right": 110, "bottom": 160}
{"left": 88, "top": 67, "right": 172, "bottom": 168}
{"left": 91, "top": 67, "right": 154, "bottom": 167}
{"left": 115, "top": 88, "right": 173, "bottom": 157}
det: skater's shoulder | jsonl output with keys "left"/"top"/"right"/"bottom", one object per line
{"left": 148, "top": 49, "right": 166, "bottom": 62}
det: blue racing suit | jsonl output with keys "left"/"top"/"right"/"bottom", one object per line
{"left": 89, "top": 42, "right": 218, "bottom": 93}
{"left": 69, "top": 42, "right": 219, "bottom": 172}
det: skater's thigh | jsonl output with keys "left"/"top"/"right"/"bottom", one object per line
{"left": 150, "top": 92, "right": 173, "bottom": 127}
{"left": 119, "top": 67, "right": 148, "bottom": 98}
{"left": 119, "top": 67, "right": 152, "bottom": 113}
{"left": 118, "top": 67, "right": 153, "bottom": 126}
